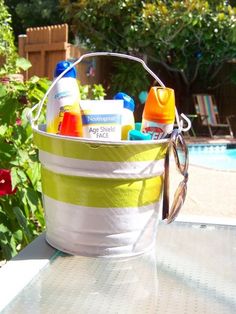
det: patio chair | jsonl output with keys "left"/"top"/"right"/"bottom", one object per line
{"left": 193, "top": 94, "right": 234, "bottom": 138}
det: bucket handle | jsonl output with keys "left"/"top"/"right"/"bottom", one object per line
{"left": 27, "top": 51, "right": 191, "bottom": 132}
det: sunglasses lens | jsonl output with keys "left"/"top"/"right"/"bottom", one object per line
{"left": 174, "top": 133, "right": 188, "bottom": 175}
{"left": 163, "top": 130, "right": 189, "bottom": 223}
{"left": 167, "top": 181, "right": 187, "bottom": 223}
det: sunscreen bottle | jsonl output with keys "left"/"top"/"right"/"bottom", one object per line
{"left": 59, "top": 111, "right": 83, "bottom": 137}
{"left": 46, "top": 61, "right": 81, "bottom": 134}
{"left": 141, "top": 87, "right": 175, "bottom": 140}
{"left": 80, "top": 100, "right": 123, "bottom": 141}
{"left": 114, "top": 92, "right": 135, "bottom": 140}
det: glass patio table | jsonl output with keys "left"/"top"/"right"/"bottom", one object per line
{"left": 0, "top": 219, "right": 235, "bottom": 314}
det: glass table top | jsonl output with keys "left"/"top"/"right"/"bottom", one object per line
{"left": 1, "top": 221, "right": 236, "bottom": 314}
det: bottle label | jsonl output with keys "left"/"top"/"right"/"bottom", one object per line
{"left": 143, "top": 126, "right": 164, "bottom": 140}
{"left": 46, "top": 78, "right": 80, "bottom": 134}
{"left": 82, "top": 114, "right": 120, "bottom": 125}
{"left": 55, "top": 90, "right": 73, "bottom": 100}
{"left": 57, "top": 103, "right": 80, "bottom": 133}
{"left": 80, "top": 100, "right": 123, "bottom": 141}
{"left": 141, "top": 120, "right": 173, "bottom": 140}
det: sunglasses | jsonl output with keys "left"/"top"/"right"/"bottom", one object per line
{"left": 162, "top": 129, "right": 189, "bottom": 223}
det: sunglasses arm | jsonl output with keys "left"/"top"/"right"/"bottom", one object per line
{"left": 162, "top": 146, "right": 170, "bottom": 220}
{"left": 162, "top": 132, "right": 189, "bottom": 223}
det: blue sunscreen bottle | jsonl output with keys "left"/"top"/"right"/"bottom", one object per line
{"left": 114, "top": 92, "right": 135, "bottom": 140}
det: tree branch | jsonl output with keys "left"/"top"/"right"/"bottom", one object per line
{"left": 147, "top": 54, "right": 190, "bottom": 86}
{"left": 147, "top": 54, "right": 180, "bottom": 73}
{"left": 208, "top": 75, "right": 232, "bottom": 90}
{"left": 74, "top": 20, "right": 125, "bottom": 51}
{"left": 168, "top": 23, "right": 186, "bottom": 42}
{"left": 209, "top": 63, "right": 225, "bottom": 81}
{"left": 190, "top": 60, "right": 201, "bottom": 85}
{"left": 180, "top": 69, "right": 189, "bottom": 86}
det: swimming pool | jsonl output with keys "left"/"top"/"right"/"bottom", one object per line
{"left": 188, "top": 144, "right": 236, "bottom": 171}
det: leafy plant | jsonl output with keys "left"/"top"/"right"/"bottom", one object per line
{"left": 110, "top": 61, "right": 150, "bottom": 101}
{"left": 79, "top": 81, "right": 106, "bottom": 100}
{"left": 0, "top": 76, "right": 50, "bottom": 261}
{"left": 0, "top": 0, "right": 17, "bottom": 72}
{"left": 0, "top": 0, "right": 32, "bottom": 76}
{"left": 0, "top": 57, "right": 32, "bottom": 78}
{"left": 0, "top": 76, "right": 106, "bottom": 261}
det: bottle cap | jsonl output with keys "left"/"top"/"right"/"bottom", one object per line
{"left": 138, "top": 91, "right": 148, "bottom": 105}
{"left": 54, "top": 61, "right": 77, "bottom": 78}
{"left": 142, "top": 87, "right": 175, "bottom": 124}
{"left": 114, "top": 92, "right": 135, "bottom": 112}
{"left": 59, "top": 111, "right": 83, "bottom": 137}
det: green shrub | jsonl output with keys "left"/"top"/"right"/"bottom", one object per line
{"left": 0, "top": 76, "right": 106, "bottom": 261}
{"left": 0, "top": 76, "right": 50, "bottom": 260}
{"left": 0, "top": 0, "right": 18, "bottom": 73}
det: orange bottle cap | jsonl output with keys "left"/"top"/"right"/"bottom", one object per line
{"left": 142, "top": 87, "right": 175, "bottom": 124}
{"left": 59, "top": 111, "right": 83, "bottom": 137}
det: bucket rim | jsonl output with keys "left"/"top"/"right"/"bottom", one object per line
{"left": 33, "top": 124, "right": 169, "bottom": 146}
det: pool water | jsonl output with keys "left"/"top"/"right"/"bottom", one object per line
{"left": 188, "top": 144, "right": 236, "bottom": 171}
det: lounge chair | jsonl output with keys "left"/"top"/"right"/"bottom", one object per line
{"left": 193, "top": 94, "right": 234, "bottom": 138}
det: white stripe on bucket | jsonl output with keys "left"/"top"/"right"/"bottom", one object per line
{"left": 44, "top": 195, "right": 161, "bottom": 257}
{"left": 39, "top": 150, "right": 165, "bottom": 178}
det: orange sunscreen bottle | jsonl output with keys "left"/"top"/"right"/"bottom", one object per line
{"left": 59, "top": 111, "right": 83, "bottom": 137}
{"left": 141, "top": 87, "right": 175, "bottom": 140}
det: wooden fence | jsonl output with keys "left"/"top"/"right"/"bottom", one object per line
{"left": 18, "top": 24, "right": 104, "bottom": 85}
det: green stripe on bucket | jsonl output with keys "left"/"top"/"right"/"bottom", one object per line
{"left": 34, "top": 131, "right": 168, "bottom": 162}
{"left": 41, "top": 167, "right": 163, "bottom": 208}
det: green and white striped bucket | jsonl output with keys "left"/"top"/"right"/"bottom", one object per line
{"left": 29, "top": 52, "right": 189, "bottom": 257}
{"left": 34, "top": 126, "right": 168, "bottom": 256}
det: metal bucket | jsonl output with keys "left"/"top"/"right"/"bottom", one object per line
{"left": 28, "top": 52, "right": 190, "bottom": 257}
{"left": 34, "top": 126, "right": 168, "bottom": 256}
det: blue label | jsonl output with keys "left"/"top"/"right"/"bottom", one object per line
{"left": 55, "top": 91, "right": 72, "bottom": 100}
{"left": 82, "top": 114, "right": 121, "bottom": 125}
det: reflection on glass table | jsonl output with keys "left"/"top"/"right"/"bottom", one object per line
{"left": 0, "top": 221, "right": 236, "bottom": 314}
